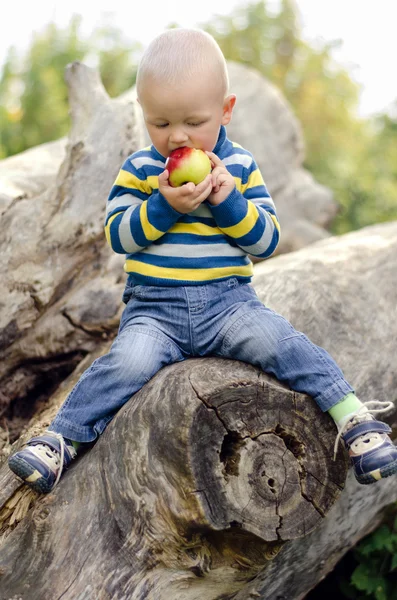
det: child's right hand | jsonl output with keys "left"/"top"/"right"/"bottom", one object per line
{"left": 158, "top": 170, "right": 212, "bottom": 214}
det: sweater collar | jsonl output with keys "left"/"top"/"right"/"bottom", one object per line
{"left": 213, "top": 125, "right": 227, "bottom": 155}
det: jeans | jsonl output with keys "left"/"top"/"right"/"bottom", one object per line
{"left": 49, "top": 278, "right": 353, "bottom": 442}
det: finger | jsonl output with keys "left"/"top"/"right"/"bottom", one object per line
{"left": 158, "top": 169, "right": 169, "bottom": 187}
{"left": 210, "top": 166, "right": 227, "bottom": 188}
{"left": 196, "top": 180, "right": 213, "bottom": 204}
{"left": 205, "top": 151, "right": 224, "bottom": 168}
{"left": 181, "top": 182, "right": 195, "bottom": 195}
{"left": 195, "top": 174, "right": 212, "bottom": 194}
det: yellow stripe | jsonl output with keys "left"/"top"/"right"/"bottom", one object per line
{"left": 114, "top": 170, "right": 159, "bottom": 194}
{"left": 232, "top": 142, "right": 243, "bottom": 148}
{"left": 124, "top": 261, "right": 253, "bottom": 281}
{"left": 140, "top": 202, "right": 164, "bottom": 240}
{"left": 221, "top": 201, "right": 259, "bottom": 238}
{"left": 233, "top": 169, "right": 265, "bottom": 194}
{"left": 169, "top": 222, "right": 221, "bottom": 236}
{"left": 146, "top": 175, "right": 159, "bottom": 190}
{"left": 104, "top": 212, "right": 122, "bottom": 245}
{"left": 270, "top": 214, "right": 281, "bottom": 233}
{"left": 240, "top": 168, "right": 265, "bottom": 195}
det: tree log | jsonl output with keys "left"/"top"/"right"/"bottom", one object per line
{"left": 1, "top": 221, "right": 397, "bottom": 600}
{"left": 1, "top": 221, "right": 397, "bottom": 599}
{"left": 0, "top": 357, "right": 347, "bottom": 600}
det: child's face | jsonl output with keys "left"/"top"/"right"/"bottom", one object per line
{"left": 138, "top": 75, "right": 236, "bottom": 158}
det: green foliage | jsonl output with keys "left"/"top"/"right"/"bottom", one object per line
{"left": 1, "top": 1, "right": 397, "bottom": 234}
{"left": 335, "top": 515, "right": 397, "bottom": 600}
{"left": 0, "top": 16, "right": 140, "bottom": 159}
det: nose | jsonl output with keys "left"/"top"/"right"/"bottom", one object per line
{"left": 169, "top": 126, "right": 188, "bottom": 146}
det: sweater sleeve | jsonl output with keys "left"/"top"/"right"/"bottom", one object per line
{"left": 104, "top": 153, "right": 181, "bottom": 255}
{"left": 209, "top": 156, "right": 280, "bottom": 258}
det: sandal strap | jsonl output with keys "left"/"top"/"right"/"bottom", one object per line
{"left": 343, "top": 420, "right": 391, "bottom": 445}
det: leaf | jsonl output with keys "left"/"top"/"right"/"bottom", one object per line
{"left": 374, "top": 580, "right": 391, "bottom": 600}
{"left": 351, "top": 564, "right": 387, "bottom": 595}
{"left": 357, "top": 525, "right": 394, "bottom": 556}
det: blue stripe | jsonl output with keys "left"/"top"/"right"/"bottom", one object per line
{"left": 129, "top": 207, "right": 152, "bottom": 247}
{"left": 144, "top": 164, "right": 165, "bottom": 177}
{"left": 130, "top": 253, "right": 250, "bottom": 269}
{"left": 120, "top": 160, "right": 147, "bottom": 180}
{"left": 226, "top": 164, "right": 244, "bottom": 178}
{"left": 179, "top": 214, "right": 217, "bottom": 226}
{"left": 109, "top": 185, "right": 149, "bottom": 201}
{"left": 218, "top": 143, "right": 252, "bottom": 160}
{"left": 244, "top": 185, "right": 271, "bottom": 200}
{"left": 224, "top": 237, "right": 239, "bottom": 247}
{"left": 106, "top": 202, "right": 137, "bottom": 222}
{"left": 127, "top": 273, "right": 253, "bottom": 287}
{"left": 109, "top": 213, "right": 125, "bottom": 253}
{"left": 235, "top": 216, "right": 265, "bottom": 246}
{"left": 150, "top": 145, "right": 166, "bottom": 162}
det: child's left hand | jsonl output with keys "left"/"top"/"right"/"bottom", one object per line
{"left": 205, "top": 151, "right": 236, "bottom": 205}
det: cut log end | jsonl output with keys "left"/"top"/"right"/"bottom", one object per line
{"left": 188, "top": 359, "right": 347, "bottom": 541}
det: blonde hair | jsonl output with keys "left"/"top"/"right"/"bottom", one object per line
{"left": 136, "top": 28, "right": 229, "bottom": 97}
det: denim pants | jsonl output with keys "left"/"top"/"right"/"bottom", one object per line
{"left": 49, "top": 278, "right": 354, "bottom": 442}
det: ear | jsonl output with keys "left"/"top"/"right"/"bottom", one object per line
{"left": 221, "top": 94, "right": 236, "bottom": 125}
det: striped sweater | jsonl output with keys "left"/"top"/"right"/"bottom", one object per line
{"left": 105, "top": 126, "right": 280, "bottom": 286}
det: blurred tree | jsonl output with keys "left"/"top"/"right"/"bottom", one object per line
{"left": 1, "top": 1, "right": 396, "bottom": 232}
{"left": 0, "top": 16, "right": 140, "bottom": 158}
{"left": 332, "top": 108, "right": 397, "bottom": 233}
{"left": 203, "top": 0, "right": 397, "bottom": 232}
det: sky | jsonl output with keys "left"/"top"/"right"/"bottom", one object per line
{"left": 1, "top": 0, "right": 396, "bottom": 117}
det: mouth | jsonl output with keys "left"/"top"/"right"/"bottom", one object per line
{"left": 169, "top": 145, "right": 192, "bottom": 153}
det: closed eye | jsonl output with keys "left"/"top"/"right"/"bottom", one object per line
{"left": 187, "top": 122, "right": 204, "bottom": 127}
{"left": 155, "top": 123, "right": 169, "bottom": 129}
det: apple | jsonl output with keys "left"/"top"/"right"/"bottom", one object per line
{"left": 165, "top": 147, "right": 211, "bottom": 187}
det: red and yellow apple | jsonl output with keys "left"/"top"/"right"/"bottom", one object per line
{"left": 165, "top": 147, "right": 211, "bottom": 187}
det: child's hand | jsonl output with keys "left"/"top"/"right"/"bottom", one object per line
{"left": 205, "top": 151, "right": 236, "bottom": 205}
{"left": 158, "top": 170, "right": 212, "bottom": 214}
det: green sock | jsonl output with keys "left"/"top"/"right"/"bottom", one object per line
{"left": 71, "top": 440, "right": 81, "bottom": 451}
{"left": 328, "top": 393, "right": 363, "bottom": 426}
